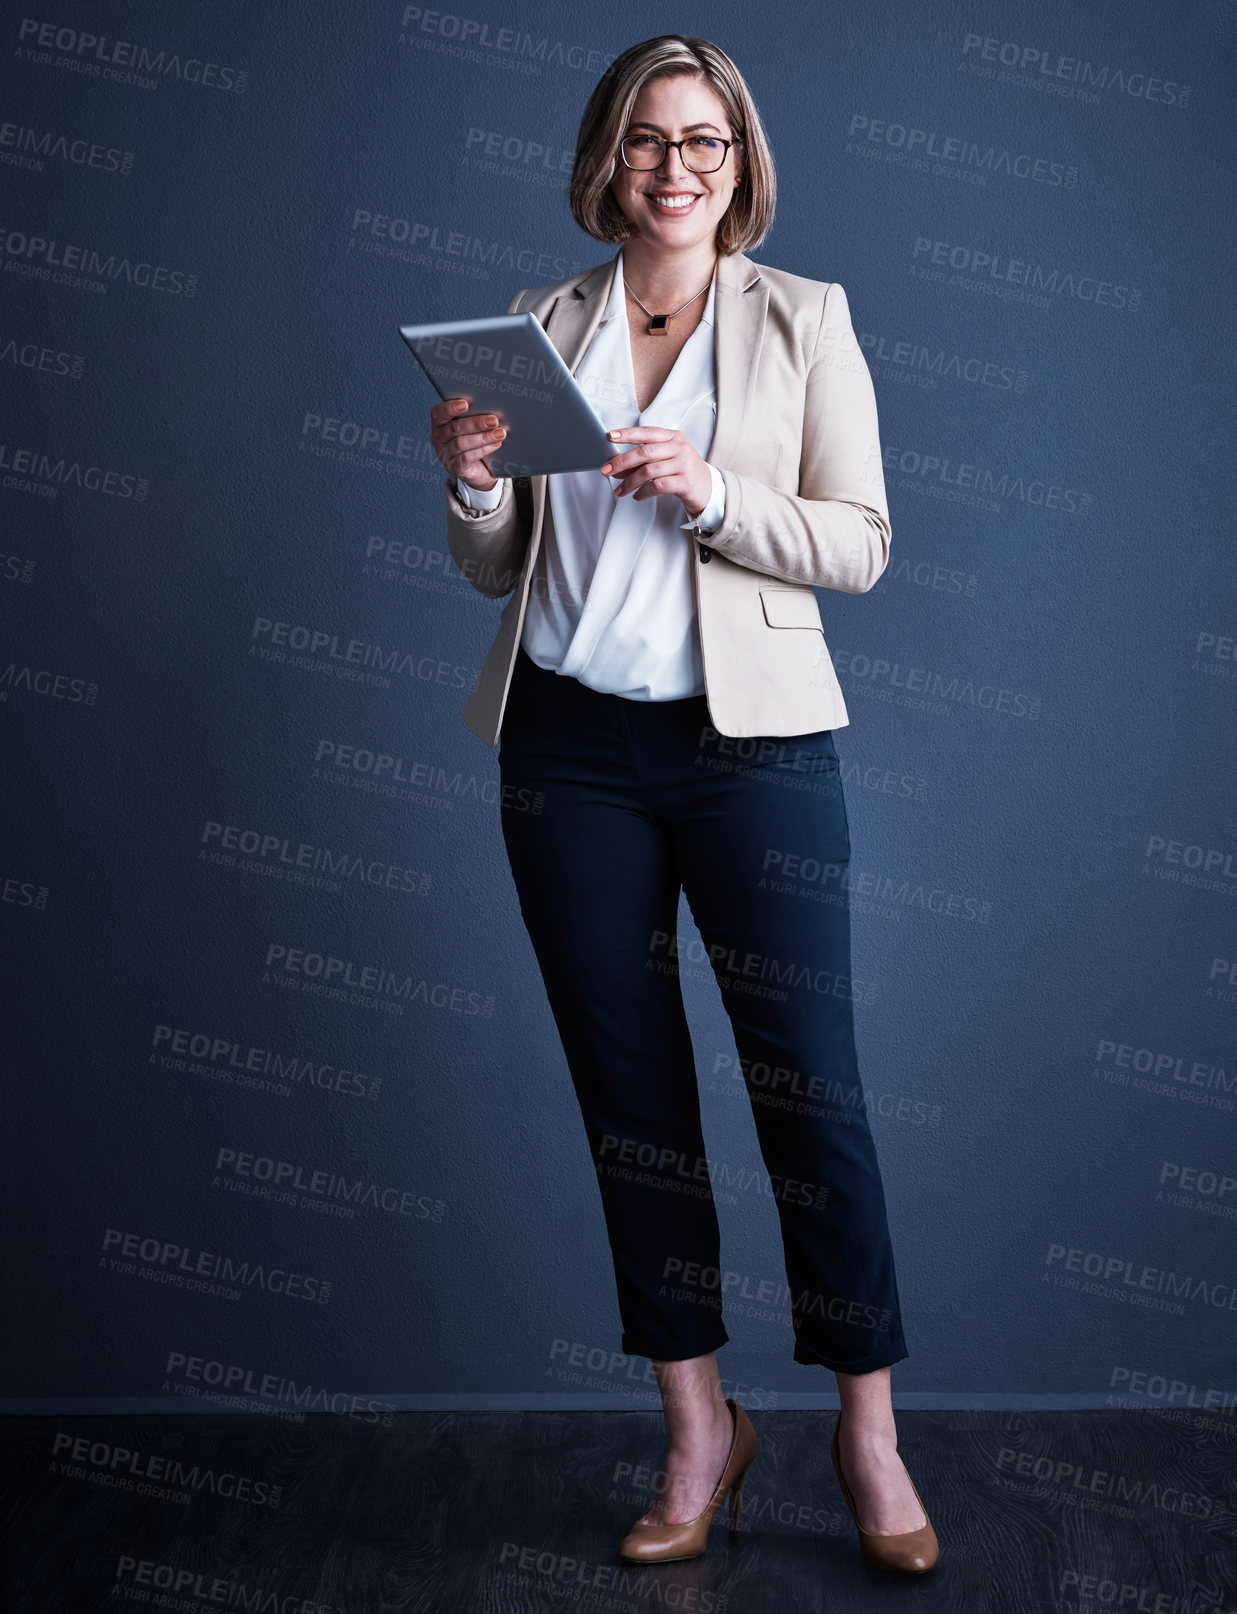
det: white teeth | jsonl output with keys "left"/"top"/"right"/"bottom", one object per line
{"left": 649, "top": 194, "right": 697, "bottom": 210}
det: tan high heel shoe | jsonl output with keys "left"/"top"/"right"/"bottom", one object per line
{"left": 617, "top": 1397, "right": 759, "bottom": 1563}
{"left": 830, "top": 1410, "right": 939, "bottom": 1573}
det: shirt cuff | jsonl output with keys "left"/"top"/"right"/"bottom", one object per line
{"left": 455, "top": 475, "right": 505, "bottom": 511}
{"left": 679, "top": 463, "right": 727, "bottom": 534}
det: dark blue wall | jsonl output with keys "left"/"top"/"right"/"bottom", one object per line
{"left": 4, "top": 0, "right": 1234, "bottom": 1416}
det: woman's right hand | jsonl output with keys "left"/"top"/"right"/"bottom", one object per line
{"left": 431, "top": 397, "right": 507, "bottom": 493}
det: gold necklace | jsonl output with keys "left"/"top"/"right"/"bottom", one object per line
{"left": 625, "top": 269, "right": 714, "bottom": 335}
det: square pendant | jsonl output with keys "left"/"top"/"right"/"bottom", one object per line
{"left": 648, "top": 314, "right": 669, "bottom": 334}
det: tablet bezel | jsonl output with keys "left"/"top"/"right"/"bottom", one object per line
{"left": 398, "top": 311, "right": 616, "bottom": 478}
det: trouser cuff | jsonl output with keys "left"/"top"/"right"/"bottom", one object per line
{"left": 620, "top": 1325, "right": 731, "bottom": 1363}
{"left": 792, "top": 1333, "right": 909, "bottom": 1374}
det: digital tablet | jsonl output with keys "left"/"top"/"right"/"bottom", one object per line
{"left": 398, "top": 311, "right": 615, "bottom": 477}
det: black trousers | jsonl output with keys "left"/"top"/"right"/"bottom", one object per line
{"left": 497, "top": 645, "right": 908, "bottom": 1374}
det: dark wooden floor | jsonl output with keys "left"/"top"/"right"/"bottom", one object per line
{"left": 2, "top": 1407, "right": 1235, "bottom": 1612}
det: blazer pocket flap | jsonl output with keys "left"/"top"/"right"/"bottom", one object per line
{"left": 760, "top": 587, "right": 822, "bottom": 630}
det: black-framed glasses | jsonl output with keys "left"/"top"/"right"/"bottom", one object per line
{"left": 619, "top": 133, "right": 740, "bottom": 174}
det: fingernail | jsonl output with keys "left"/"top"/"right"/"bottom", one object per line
{"left": 608, "top": 431, "right": 620, "bottom": 439}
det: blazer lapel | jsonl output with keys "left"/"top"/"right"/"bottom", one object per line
{"left": 709, "top": 250, "right": 767, "bottom": 470}
{"left": 545, "top": 253, "right": 620, "bottom": 374}
{"left": 530, "top": 254, "right": 619, "bottom": 535}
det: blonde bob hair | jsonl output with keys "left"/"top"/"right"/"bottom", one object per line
{"left": 569, "top": 35, "right": 776, "bottom": 255}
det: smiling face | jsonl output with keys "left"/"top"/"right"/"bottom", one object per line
{"left": 608, "top": 72, "right": 745, "bottom": 249}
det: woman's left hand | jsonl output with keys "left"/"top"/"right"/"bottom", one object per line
{"left": 599, "top": 427, "right": 713, "bottom": 521}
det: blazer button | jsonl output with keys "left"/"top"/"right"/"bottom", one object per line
{"left": 698, "top": 543, "right": 712, "bottom": 562}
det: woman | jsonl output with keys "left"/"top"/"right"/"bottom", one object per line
{"left": 430, "top": 35, "right": 938, "bottom": 1576}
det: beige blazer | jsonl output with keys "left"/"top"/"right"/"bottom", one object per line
{"left": 443, "top": 248, "right": 891, "bottom": 747}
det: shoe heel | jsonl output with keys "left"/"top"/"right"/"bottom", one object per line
{"left": 830, "top": 1413, "right": 939, "bottom": 1574}
{"left": 727, "top": 1457, "right": 754, "bottom": 1534}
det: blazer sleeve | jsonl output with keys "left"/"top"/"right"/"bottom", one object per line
{"left": 443, "top": 288, "right": 533, "bottom": 599}
{"left": 703, "top": 280, "right": 891, "bottom": 593}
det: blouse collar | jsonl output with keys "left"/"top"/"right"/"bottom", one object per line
{"left": 598, "top": 245, "right": 717, "bottom": 330}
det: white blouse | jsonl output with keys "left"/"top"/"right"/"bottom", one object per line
{"left": 454, "top": 246, "right": 728, "bottom": 701}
